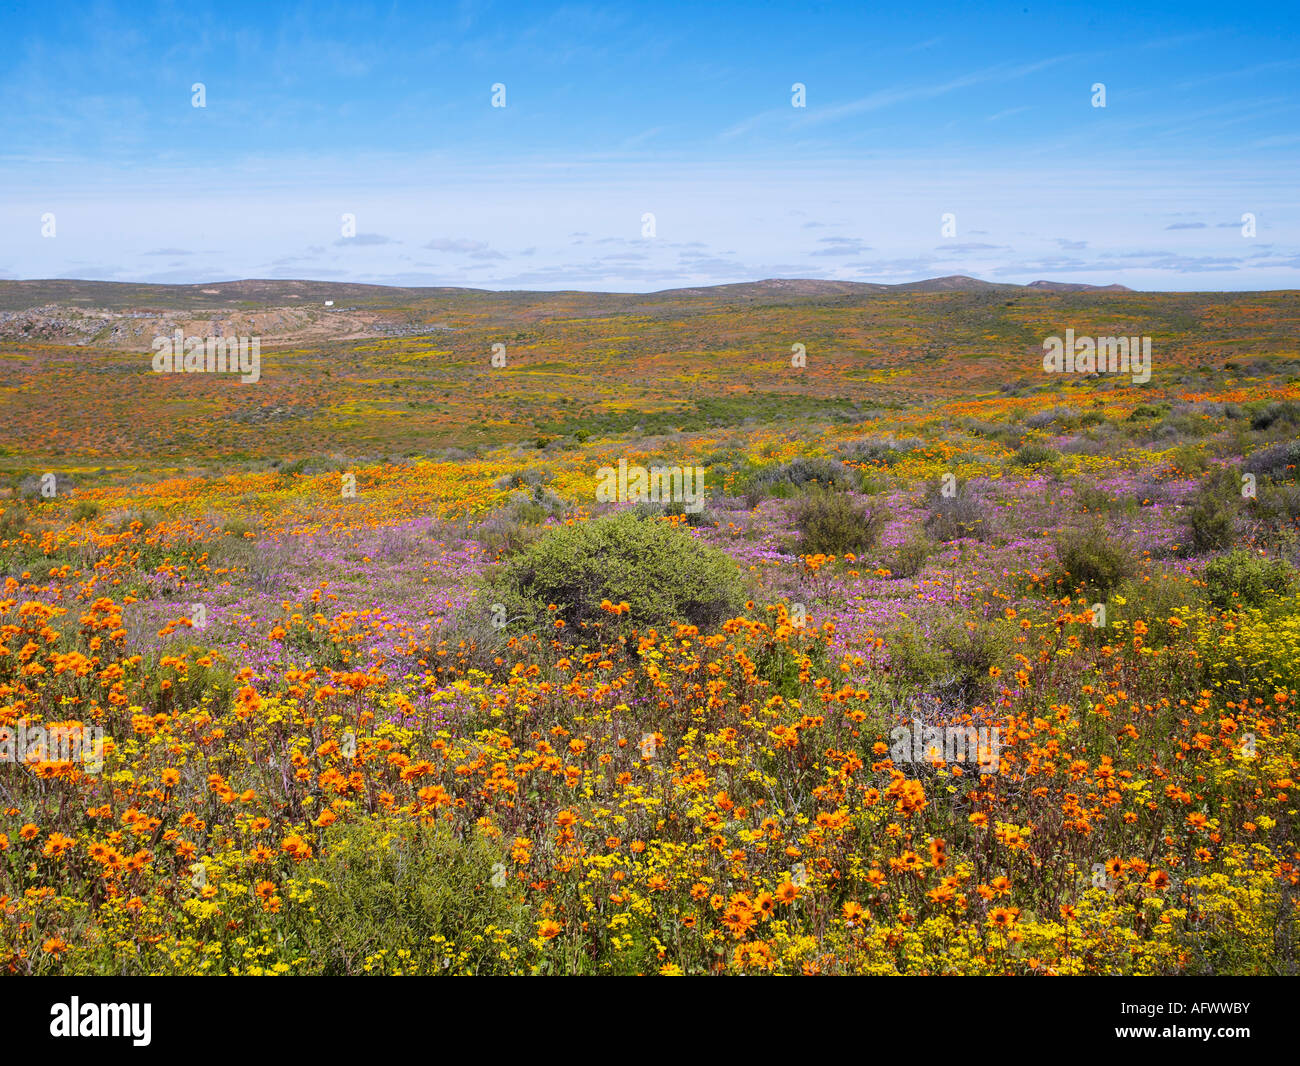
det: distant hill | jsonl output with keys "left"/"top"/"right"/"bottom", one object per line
{"left": 606, "top": 275, "right": 1136, "bottom": 299}
{"left": 1025, "top": 280, "right": 1133, "bottom": 293}
{"left": 0, "top": 274, "right": 1136, "bottom": 316}
{"left": 0, "top": 274, "right": 1245, "bottom": 351}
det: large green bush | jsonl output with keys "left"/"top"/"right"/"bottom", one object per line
{"left": 793, "top": 489, "right": 886, "bottom": 555}
{"left": 1203, "top": 550, "right": 1298, "bottom": 609}
{"left": 289, "top": 819, "right": 523, "bottom": 975}
{"left": 483, "top": 510, "right": 747, "bottom": 638}
{"left": 1053, "top": 523, "right": 1136, "bottom": 593}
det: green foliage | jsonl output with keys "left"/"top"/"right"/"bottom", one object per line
{"left": 1257, "top": 482, "right": 1300, "bottom": 528}
{"left": 792, "top": 489, "right": 886, "bottom": 555}
{"left": 1203, "top": 550, "right": 1298, "bottom": 609}
{"left": 884, "top": 624, "right": 950, "bottom": 688}
{"left": 924, "top": 480, "right": 989, "bottom": 541}
{"left": 740, "top": 456, "right": 861, "bottom": 506}
{"left": 891, "top": 531, "right": 933, "bottom": 577}
{"left": 70, "top": 499, "right": 101, "bottom": 522}
{"left": 281, "top": 618, "right": 350, "bottom": 669}
{"left": 494, "top": 468, "right": 548, "bottom": 491}
{"left": 1197, "top": 592, "right": 1300, "bottom": 699}
{"left": 658, "top": 499, "right": 717, "bottom": 528}
{"left": 483, "top": 510, "right": 746, "bottom": 638}
{"left": 753, "top": 617, "right": 830, "bottom": 699}
{"left": 1127, "top": 402, "right": 1170, "bottom": 422}
{"left": 1071, "top": 483, "right": 1130, "bottom": 515}
{"left": 1024, "top": 406, "right": 1079, "bottom": 430}
{"left": 1248, "top": 400, "right": 1300, "bottom": 431}
{"left": 275, "top": 457, "right": 312, "bottom": 477}
{"left": 836, "top": 437, "right": 921, "bottom": 467}
{"left": 1184, "top": 468, "right": 1241, "bottom": 553}
{"left": 0, "top": 504, "right": 27, "bottom": 539}
{"left": 1244, "top": 439, "right": 1300, "bottom": 482}
{"left": 1109, "top": 572, "right": 1206, "bottom": 658}
{"left": 475, "top": 485, "right": 567, "bottom": 554}
{"left": 290, "top": 819, "right": 523, "bottom": 975}
{"left": 1054, "top": 523, "right": 1136, "bottom": 593}
{"left": 885, "top": 616, "right": 1011, "bottom": 704}
{"left": 144, "top": 645, "right": 238, "bottom": 711}
{"left": 1168, "top": 443, "right": 1209, "bottom": 477}
{"left": 958, "top": 419, "right": 1025, "bottom": 446}
{"left": 1010, "top": 442, "right": 1059, "bottom": 467}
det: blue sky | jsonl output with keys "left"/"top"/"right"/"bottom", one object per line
{"left": 2, "top": 1, "right": 1297, "bottom": 291}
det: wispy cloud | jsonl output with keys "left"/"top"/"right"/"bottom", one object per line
{"left": 721, "top": 53, "right": 1082, "bottom": 140}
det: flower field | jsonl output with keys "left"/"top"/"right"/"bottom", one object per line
{"left": 1, "top": 283, "right": 1298, "bottom": 975}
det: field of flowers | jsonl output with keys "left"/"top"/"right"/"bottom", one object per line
{"left": 1, "top": 284, "right": 1298, "bottom": 975}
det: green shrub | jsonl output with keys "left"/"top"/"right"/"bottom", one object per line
{"left": 1168, "top": 444, "right": 1209, "bottom": 477}
{"left": 884, "top": 623, "right": 951, "bottom": 688}
{"left": 70, "top": 499, "right": 101, "bottom": 522}
{"left": 0, "top": 505, "right": 27, "bottom": 539}
{"left": 1248, "top": 400, "right": 1300, "bottom": 431}
{"left": 1054, "top": 523, "right": 1136, "bottom": 593}
{"left": 1128, "top": 402, "right": 1170, "bottom": 422}
{"left": 1109, "top": 572, "right": 1206, "bottom": 654}
{"left": 924, "top": 482, "right": 989, "bottom": 541}
{"left": 475, "top": 485, "right": 566, "bottom": 555}
{"left": 1244, "top": 440, "right": 1300, "bottom": 482}
{"left": 1156, "top": 409, "right": 1216, "bottom": 440}
{"left": 290, "top": 819, "right": 523, "bottom": 975}
{"left": 1010, "top": 442, "right": 1059, "bottom": 467}
{"left": 741, "top": 456, "right": 858, "bottom": 506}
{"left": 836, "top": 438, "right": 921, "bottom": 467}
{"left": 142, "top": 645, "right": 238, "bottom": 710}
{"left": 494, "top": 468, "right": 548, "bottom": 491}
{"left": 1203, "top": 550, "right": 1298, "bottom": 609}
{"left": 275, "top": 457, "right": 311, "bottom": 477}
{"left": 1257, "top": 482, "right": 1300, "bottom": 527}
{"left": 753, "top": 613, "right": 831, "bottom": 698}
{"left": 793, "top": 490, "right": 886, "bottom": 555}
{"left": 891, "top": 531, "right": 933, "bottom": 577}
{"left": 1025, "top": 406, "right": 1078, "bottom": 430}
{"left": 1071, "top": 483, "right": 1126, "bottom": 515}
{"left": 942, "top": 620, "right": 1012, "bottom": 698}
{"left": 885, "top": 616, "right": 1011, "bottom": 703}
{"left": 959, "top": 419, "right": 1026, "bottom": 446}
{"left": 662, "top": 499, "right": 717, "bottom": 528}
{"left": 483, "top": 510, "right": 746, "bottom": 638}
{"left": 1184, "top": 468, "right": 1240, "bottom": 553}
